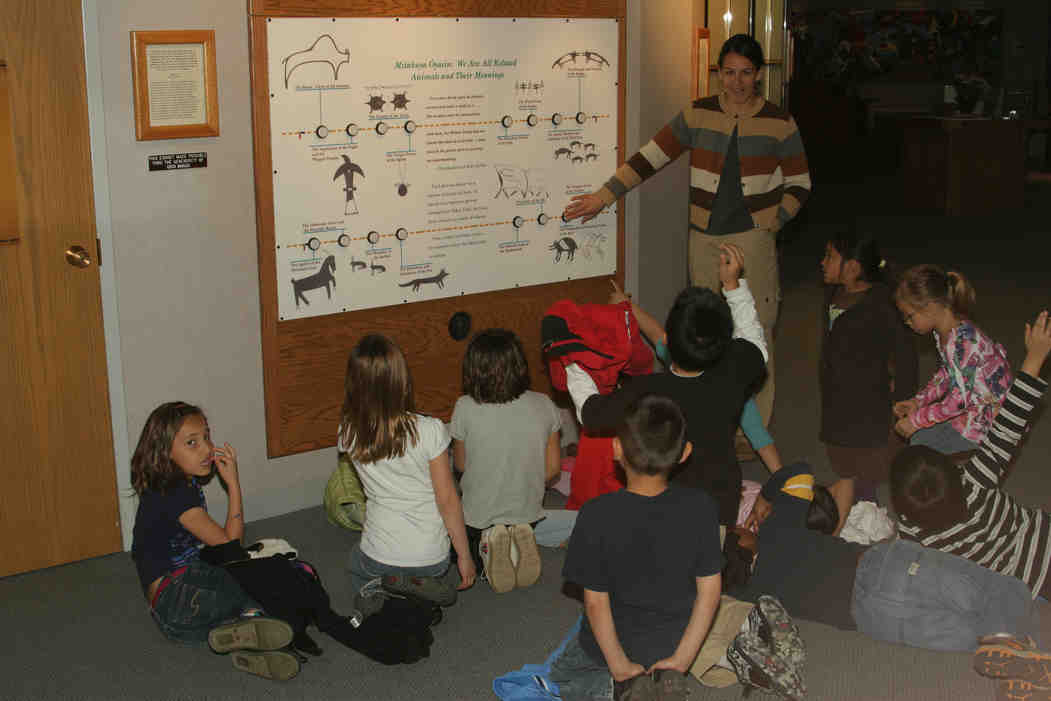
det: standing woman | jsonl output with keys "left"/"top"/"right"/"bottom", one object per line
{"left": 563, "top": 34, "right": 811, "bottom": 425}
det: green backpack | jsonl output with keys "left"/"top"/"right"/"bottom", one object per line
{"left": 324, "top": 453, "right": 367, "bottom": 531}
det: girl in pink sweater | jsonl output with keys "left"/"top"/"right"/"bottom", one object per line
{"left": 893, "top": 264, "right": 1011, "bottom": 454}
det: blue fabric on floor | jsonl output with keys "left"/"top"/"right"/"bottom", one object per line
{"left": 493, "top": 615, "right": 582, "bottom": 700}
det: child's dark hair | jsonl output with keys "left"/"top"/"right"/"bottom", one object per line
{"left": 665, "top": 287, "right": 734, "bottom": 372}
{"left": 131, "top": 401, "right": 205, "bottom": 495}
{"left": 340, "top": 334, "right": 419, "bottom": 463}
{"left": 719, "top": 33, "right": 765, "bottom": 69}
{"left": 616, "top": 394, "right": 687, "bottom": 476}
{"left": 829, "top": 231, "right": 886, "bottom": 284}
{"left": 896, "top": 264, "right": 976, "bottom": 317}
{"left": 889, "top": 446, "right": 967, "bottom": 531}
{"left": 806, "top": 485, "right": 839, "bottom": 535}
{"left": 462, "top": 328, "right": 530, "bottom": 404}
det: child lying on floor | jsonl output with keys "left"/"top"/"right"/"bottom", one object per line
{"left": 891, "top": 310, "right": 1051, "bottom": 597}
{"left": 736, "top": 459, "right": 1038, "bottom": 650}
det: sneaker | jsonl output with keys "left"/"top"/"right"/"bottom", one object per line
{"left": 353, "top": 577, "right": 391, "bottom": 623}
{"left": 996, "top": 679, "right": 1051, "bottom": 701}
{"left": 230, "top": 649, "right": 301, "bottom": 681}
{"left": 749, "top": 595, "right": 806, "bottom": 671}
{"left": 727, "top": 631, "right": 806, "bottom": 701}
{"left": 479, "top": 524, "right": 515, "bottom": 593}
{"left": 976, "top": 634, "right": 1051, "bottom": 685}
{"left": 382, "top": 573, "right": 457, "bottom": 607}
{"left": 208, "top": 617, "right": 294, "bottom": 654}
{"left": 511, "top": 523, "right": 542, "bottom": 589}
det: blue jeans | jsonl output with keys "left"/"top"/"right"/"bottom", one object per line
{"left": 149, "top": 559, "right": 259, "bottom": 645}
{"left": 852, "top": 538, "right": 1038, "bottom": 652}
{"left": 549, "top": 632, "right": 613, "bottom": 701}
{"left": 909, "top": 422, "right": 979, "bottom": 455}
{"left": 348, "top": 543, "right": 450, "bottom": 596}
{"left": 535, "top": 509, "right": 578, "bottom": 548}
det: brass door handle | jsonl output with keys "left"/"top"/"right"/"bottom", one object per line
{"left": 65, "top": 245, "right": 92, "bottom": 268}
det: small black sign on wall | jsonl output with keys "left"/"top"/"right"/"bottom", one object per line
{"left": 148, "top": 152, "right": 207, "bottom": 171}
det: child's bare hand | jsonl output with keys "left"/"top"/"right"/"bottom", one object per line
{"left": 648, "top": 657, "right": 690, "bottom": 675}
{"left": 893, "top": 399, "right": 918, "bottom": 419}
{"left": 608, "top": 279, "right": 631, "bottom": 305}
{"left": 743, "top": 495, "right": 772, "bottom": 532}
{"left": 894, "top": 415, "right": 919, "bottom": 439}
{"left": 718, "top": 244, "right": 745, "bottom": 290}
{"left": 610, "top": 661, "right": 645, "bottom": 683}
{"left": 214, "top": 442, "right": 239, "bottom": 484}
{"left": 456, "top": 557, "right": 477, "bottom": 590}
{"left": 1022, "top": 310, "right": 1051, "bottom": 376}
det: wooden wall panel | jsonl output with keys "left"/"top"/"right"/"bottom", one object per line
{"left": 249, "top": 1, "right": 627, "bottom": 457}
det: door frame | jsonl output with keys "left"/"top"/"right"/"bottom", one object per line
{"left": 82, "top": 0, "right": 134, "bottom": 549}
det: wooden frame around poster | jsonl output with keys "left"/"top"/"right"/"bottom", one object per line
{"left": 249, "top": 0, "right": 627, "bottom": 457}
{"left": 131, "top": 30, "right": 220, "bottom": 140}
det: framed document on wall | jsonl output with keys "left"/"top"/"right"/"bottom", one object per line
{"left": 131, "top": 30, "right": 219, "bottom": 140}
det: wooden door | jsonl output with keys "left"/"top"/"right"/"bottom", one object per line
{"left": 0, "top": 0, "right": 122, "bottom": 577}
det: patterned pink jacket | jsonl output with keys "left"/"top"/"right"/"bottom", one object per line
{"left": 910, "top": 320, "right": 1012, "bottom": 444}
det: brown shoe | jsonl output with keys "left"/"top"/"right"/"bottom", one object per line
{"left": 976, "top": 634, "right": 1051, "bottom": 685}
{"left": 511, "top": 523, "right": 542, "bottom": 589}
{"left": 997, "top": 679, "right": 1051, "bottom": 701}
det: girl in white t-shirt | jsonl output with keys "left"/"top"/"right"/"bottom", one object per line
{"left": 340, "top": 334, "right": 475, "bottom": 610}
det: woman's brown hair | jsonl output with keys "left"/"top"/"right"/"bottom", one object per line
{"left": 339, "top": 334, "right": 419, "bottom": 463}
{"left": 130, "top": 401, "right": 205, "bottom": 494}
{"left": 462, "top": 328, "right": 530, "bottom": 404}
{"left": 896, "top": 264, "right": 976, "bottom": 317}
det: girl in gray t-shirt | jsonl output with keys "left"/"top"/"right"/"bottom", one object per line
{"left": 450, "top": 329, "right": 573, "bottom": 592}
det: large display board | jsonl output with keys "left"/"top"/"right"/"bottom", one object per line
{"left": 268, "top": 17, "right": 618, "bottom": 319}
{"left": 250, "top": 0, "right": 626, "bottom": 457}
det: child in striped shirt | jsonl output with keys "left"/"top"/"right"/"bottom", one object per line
{"left": 891, "top": 311, "right": 1051, "bottom": 597}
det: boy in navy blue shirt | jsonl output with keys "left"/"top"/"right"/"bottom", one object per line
{"left": 551, "top": 394, "right": 722, "bottom": 701}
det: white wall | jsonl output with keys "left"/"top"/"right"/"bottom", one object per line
{"left": 88, "top": 0, "right": 333, "bottom": 544}
{"left": 634, "top": 0, "right": 694, "bottom": 320}
{"left": 85, "top": 0, "right": 645, "bottom": 547}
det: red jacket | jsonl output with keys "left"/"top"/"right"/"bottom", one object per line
{"left": 541, "top": 300, "right": 653, "bottom": 394}
{"left": 541, "top": 299, "right": 654, "bottom": 509}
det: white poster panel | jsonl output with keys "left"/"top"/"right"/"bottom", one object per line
{"left": 268, "top": 17, "right": 619, "bottom": 319}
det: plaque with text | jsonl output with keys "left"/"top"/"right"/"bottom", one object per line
{"left": 131, "top": 30, "right": 219, "bottom": 140}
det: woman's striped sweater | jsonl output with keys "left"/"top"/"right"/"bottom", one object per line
{"left": 898, "top": 371, "right": 1050, "bottom": 596}
{"left": 598, "top": 94, "right": 811, "bottom": 234}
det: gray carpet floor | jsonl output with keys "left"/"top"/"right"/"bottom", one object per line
{"left": 4, "top": 177, "right": 1049, "bottom": 700}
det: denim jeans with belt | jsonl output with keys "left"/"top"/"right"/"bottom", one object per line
{"left": 852, "top": 538, "right": 1038, "bottom": 651}
{"left": 149, "top": 559, "right": 259, "bottom": 645}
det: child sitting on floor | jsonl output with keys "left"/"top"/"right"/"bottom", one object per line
{"left": 608, "top": 279, "right": 785, "bottom": 476}
{"left": 130, "top": 402, "right": 300, "bottom": 680}
{"left": 891, "top": 310, "right": 1051, "bottom": 597}
{"left": 893, "top": 264, "right": 1011, "bottom": 454}
{"left": 449, "top": 328, "right": 575, "bottom": 593}
{"left": 565, "top": 243, "right": 767, "bottom": 526}
{"left": 339, "top": 334, "right": 475, "bottom": 615}
{"left": 551, "top": 394, "right": 722, "bottom": 701}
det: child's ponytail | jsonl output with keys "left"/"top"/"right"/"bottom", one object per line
{"left": 896, "top": 264, "right": 976, "bottom": 317}
{"left": 945, "top": 270, "right": 976, "bottom": 317}
{"left": 828, "top": 231, "right": 885, "bottom": 284}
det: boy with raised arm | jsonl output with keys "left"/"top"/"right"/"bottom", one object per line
{"left": 565, "top": 243, "right": 767, "bottom": 525}
{"left": 551, "top": 394, "right": 722, "bottom": 701}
